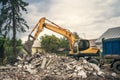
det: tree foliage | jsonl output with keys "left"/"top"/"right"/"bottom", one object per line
{"left": 0, "top": 0, "right": 29, "bottom": 36}
{"left": 0, "top": 36, "right": 22, "bottom": 65}
{"left": 3, "top": 38, "right": 23, "bottom": 64}
{"left": 59, "top": 37, "right": 69, "bottom": 51}
{"left": 41, "top": 32, "right": 80, "bottom": 53}
{"left": 41, "top": 35, "right": 60, "bottom": 53}
{"left": 40, "top": 34, "right": 70, "bottom": 53}
{"left": 0, "top": 0, "right": 29, "bottom": 56}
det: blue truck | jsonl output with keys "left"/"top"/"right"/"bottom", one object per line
{"left": 102, "top": 38, "right": 120, "bottom": 73}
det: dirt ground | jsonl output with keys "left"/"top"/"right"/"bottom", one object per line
{"left": 100, "top": 64, "right": 120, "bottom": 80}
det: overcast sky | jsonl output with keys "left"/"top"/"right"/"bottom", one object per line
{"left": 20, "top": 0, "right": 120, "bottom": 42}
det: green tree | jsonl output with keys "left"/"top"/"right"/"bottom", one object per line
{"left": 0, "top": 0, "right": 29, "bottom": 56}
{"left": 3, "top": 38, "right": 23, "bottom": 64}
{"left": 41, "top": 34, "right": 70, "bottom": 54}
{"left": 59, "top": 37, "right": 69, "bottom": 51}
{"left": 17, "top": 39, "right": 22, "bottom": 46}
{"left": 41, "top": 34, "right": 60, "bottom": 53}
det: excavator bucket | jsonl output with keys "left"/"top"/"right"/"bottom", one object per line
{"left": 23, "top": 40, "right": 34, "bottom": 55}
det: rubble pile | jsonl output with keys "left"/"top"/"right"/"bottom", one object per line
{"left": 0, "top": 53, "right": 110, "bottom": 80}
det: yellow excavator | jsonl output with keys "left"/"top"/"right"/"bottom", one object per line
{"left": 23, "top": 17, "right": 100, "bottom": 59}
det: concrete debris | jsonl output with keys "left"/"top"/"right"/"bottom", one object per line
{"left": 111, "top": 73, "right": 117, "bottom": 77}
{"left": 0, "top": 53, "right": 118, "bottom": 80}
{"left": 41, "top": 57, "right": 47, "bottom": 69}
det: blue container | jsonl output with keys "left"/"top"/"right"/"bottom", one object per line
{"left": 102, "top": 38, "right": 120, "bottom": 58}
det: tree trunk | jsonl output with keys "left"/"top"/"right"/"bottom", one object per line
{"left": 12, "top": 4, "right": 16, "bottom": 56}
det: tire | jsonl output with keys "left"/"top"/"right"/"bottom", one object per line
{"left": 113, "top": 61, "right": 120, "bottom": 73}
{"left": 88, "top": 58, "right": 99, "bottom": 65}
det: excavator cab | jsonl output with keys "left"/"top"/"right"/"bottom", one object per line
{"left": 78, "top": 39, "right": 89, "bottom": 51}
{"left": 73, "top": 39, "right": 89, "bottom": 53}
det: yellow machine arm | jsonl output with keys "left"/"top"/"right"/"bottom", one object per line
{"left": 23, "top": 17, "right": 77, "bottom": 54}
{"left": 29, "top": 17, "right": 76, "bottom": 52}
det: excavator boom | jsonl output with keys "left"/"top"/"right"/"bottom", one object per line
{"left": 23, "top": 17, "right": 76, "bottom": 54}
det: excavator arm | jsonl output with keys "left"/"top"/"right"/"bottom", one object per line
{"left": 23, "top": 17, "right": 76, "bottom": 54}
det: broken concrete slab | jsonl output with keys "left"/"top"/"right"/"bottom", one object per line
{"left": 41, "top": 57, "right": 47, "bottom": 69}
{"left": 0, "top": 53, "right": 119, "bottom": 80}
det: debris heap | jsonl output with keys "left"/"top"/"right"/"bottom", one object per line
{"left": 0, "top": 53, "right": 106, "bottom": 80}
